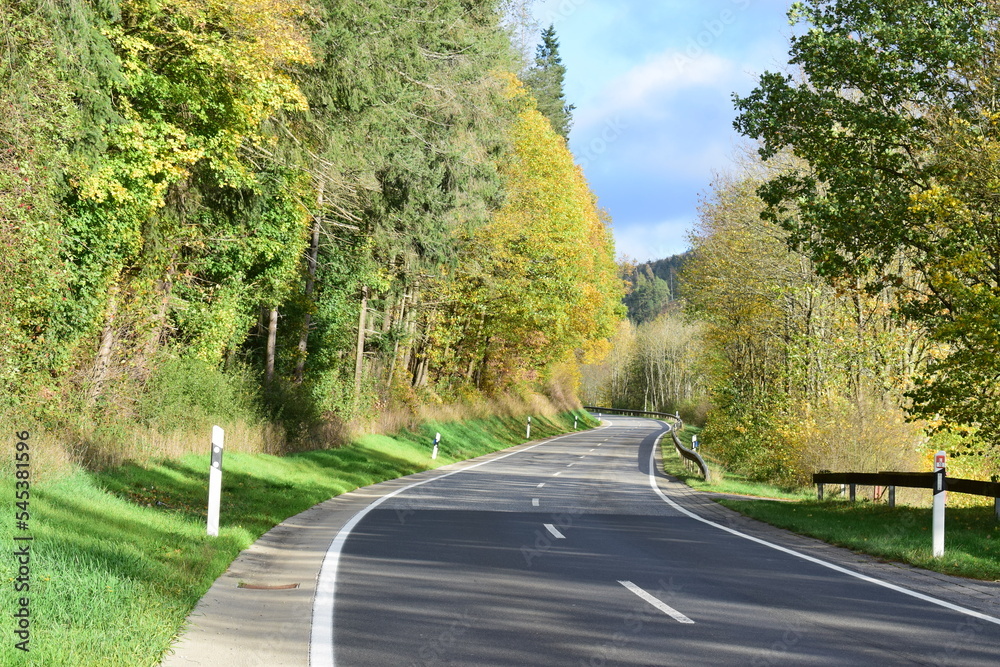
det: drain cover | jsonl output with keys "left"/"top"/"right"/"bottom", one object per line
{"left": 237, "top": 582, "right": 300, "bottom": 590}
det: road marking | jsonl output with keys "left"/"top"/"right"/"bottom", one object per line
{"left": 567, "top": 463, "right": 575, "bottom": 467}
{"left": 645, "top": 435, "right": 1000, "bottom": 628}
{"left": 544, "top": 523, "right": 566, "bottom": 539}
{"left": 553, "top": 471, "right": 563, "bottom": 476}
{"left": 537, "top": 482, "right": 546, "bottom": 489}
{"left": 589, "top": 448, "right": 596, "bottom": 452}
{"left": 618, "top": 580, "right": 694, "bottom": 624}
{"left": 310, "top": 426, "right": 611, "bottom": 667}
{"left": 532, "top": 498, "right": 539, "bottom": 507}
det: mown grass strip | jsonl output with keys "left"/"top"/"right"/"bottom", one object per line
{"left": 1, "top": 410, "right": 595, "bottom": 666}
{"left": 661, "top": 427, "right": 811, "bottom": 501}
{"left": 716, "top": 499, "right": 1000, "bottom": 581}
{"left": 661, "top": 428, "right": 1000, "bottom": 581}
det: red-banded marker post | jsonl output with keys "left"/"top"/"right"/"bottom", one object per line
{"left": 207, "top": 425, "right": 224, "bottom": 537}
{"left": 933, "top": 450, "right": 946, "bottom": 558}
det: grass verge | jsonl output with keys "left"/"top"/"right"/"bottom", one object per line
{"left": 661, "top": 426, "right": 811, "bottom": 501}
{"left": 661, "top": 427, "right": 1000, "bottom": 581}
{"left": 717, "top": 498, "right": 1000, "bottom": 581}
{"left": 1, "top": 410, "right": 596, "bottom": 666}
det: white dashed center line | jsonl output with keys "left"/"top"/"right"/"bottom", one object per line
{"left": 618, "top": 581, "right": 694, "bottom": 624}
{"left": 544, "top": 524, "right": 566, "bottom": 539}
{"left": 531, "top": 498, "right": 539, "bottom": 507}
{"left": 552, "top": 471, "right": 563, "bottom": 476}
{"left": 536, "top": 482, "right": 546, "bottom": 489}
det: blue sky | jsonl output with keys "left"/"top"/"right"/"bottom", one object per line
{"left": 528, "top": 0, "right": 795, "bottom": 262}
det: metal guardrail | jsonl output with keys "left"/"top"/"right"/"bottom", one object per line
{"left": 669, "top": 421, "right": 711, "bottom": 483}
{"left": 583, "top": 406, "right": 679, "bottom": 419}
{"left": 585, "top": 406, "right": 710, "bottom": 482}
{"left": 813, "top": 471, "right": 1000, "bottom": 519}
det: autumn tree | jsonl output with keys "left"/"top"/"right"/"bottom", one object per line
{"left": 437, "top": 76, "right": 620, "bottom": 392}
{"left": 683, "top": 172, "right": 926, "bottom": 483}
{"left": 734, "top": 0, "right": 1000, "bottom": 456}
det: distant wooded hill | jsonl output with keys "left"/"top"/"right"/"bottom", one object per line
{"left": 622, "top": 252, "right": 690, "bottom": 324}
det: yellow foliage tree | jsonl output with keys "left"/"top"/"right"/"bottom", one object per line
{"left": 435, "top": 75, "right": 622, "bottom": 392}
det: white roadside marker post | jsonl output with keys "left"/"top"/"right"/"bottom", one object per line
{"left": 432, "top": 432, "right": 440, "bottom": 460}
{"left": 526, "top": 416, "right": 531, "bottom": 440}
{"left": 207, "top": 425, "right": 224, "bottom": 537}
{"left": 574, "top": 415, "right": 578, "bottom": 430}
{"left": 933, "top": 450, "right": 946, "bottom": 558}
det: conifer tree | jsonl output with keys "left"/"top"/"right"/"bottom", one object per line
{"left": 523, "top": 25, "right": 575, "bottom": 139}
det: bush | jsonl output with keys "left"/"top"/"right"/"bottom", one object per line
{"left": 138, "top": 356, "right": 261, "bottom": 429}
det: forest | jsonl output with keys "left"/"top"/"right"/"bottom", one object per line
{"left": 0, "top": 0, "right": 621, "bottom": 466}
{"left": 582, "top": 0, "right": 1000, "bottom": 490}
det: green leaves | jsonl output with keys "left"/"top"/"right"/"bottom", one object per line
{"left": 734, "top": 0, "right": 1000, "bottom": 457}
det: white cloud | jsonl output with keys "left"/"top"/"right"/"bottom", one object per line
{"left": 613, "top": 217, "right": 693, "bottom": 263}
{"left": 574, "top": 50, "right": 740, "bottom": 131}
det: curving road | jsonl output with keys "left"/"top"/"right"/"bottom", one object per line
{"left": 313, "top": 417, "right": 1000, "bottom": 666}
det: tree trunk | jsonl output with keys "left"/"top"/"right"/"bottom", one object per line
{"left": 354, "top": 285, "right": 368, "bottom": 399}
{"left": 89, "top": 286, "right": 119, "bottom": 402}
{"left": 144, "top": 267, "right": 174, "bottom": 364}
{"left": 294, "top": 214, "right": 321, "bottom": 383}
{"left": 265, "top": 306, "right": 278, "bottom": 388}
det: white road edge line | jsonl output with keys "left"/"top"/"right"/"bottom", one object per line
{"left": 310, "top": 424, "right": 613, "bottom": 667}
{"left": 532, "top": 498, "right": 540, "bottom": 507}
{"left": 544, "top": 523, "right": 566, "bottom": 539}
{"left": 646, "top": 431, "right": 1000, "bottom": 628}
{"left": 618, "top": 580, "right": 694, "bottom": 624}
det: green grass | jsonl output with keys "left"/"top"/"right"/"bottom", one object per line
{"left": 718, "top": 499, "right": 1000, "bottom": 581}
{"left": 0, "top": 410, "right": 596, "bottom": 666}
{"left": 661, "top": 427, "right": 812, "bottom": 501}
{"left": 660, "top": 427, "right": 1000, "bottom": 581}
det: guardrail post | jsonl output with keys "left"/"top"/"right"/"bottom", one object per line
{"left": 995, "top": 497, "right": 999, "bottom": 522}
{"left": 207, "top": 425, "right": 224, "bottom": 537}
{"left": 888, "top": 486, "right": 895, "bottom": 508}
{"left": 849, "top": 483, "right": 856, "bottom": 502}
{"left": 817, "top": 483, "right": 824, "bottom": 501}
{"left": 933, "top": 451, "right": 946, "bottom": 558}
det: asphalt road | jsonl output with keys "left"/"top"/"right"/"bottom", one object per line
{"left": 316, "top": 417, "right": 1000, "bottom": 667}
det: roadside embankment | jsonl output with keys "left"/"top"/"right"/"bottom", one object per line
{"left": 0, "top": 410, "right": 595, "bottom": 666}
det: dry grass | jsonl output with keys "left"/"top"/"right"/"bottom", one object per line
{"left": 797, "top": 396, "right": 925, "bottom": 476}
{"left": 0, "top": 418, "right": 77, "bottom": 483}
{"left": 366, "top": 389, "right": 571, "bottom": 437}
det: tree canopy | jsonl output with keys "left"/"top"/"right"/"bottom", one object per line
{"left": 734, "top": 0, "right": 1000, "bottom": 450}
{"left": 1, "top": 0, "right": 621, "bottom": 449}
{"left": 522, "top": 24, "right": 575, "bottom": 139}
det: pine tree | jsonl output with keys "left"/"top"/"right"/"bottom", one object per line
{"left": 523, "top": 25, "right": 574, "bottom": 139}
